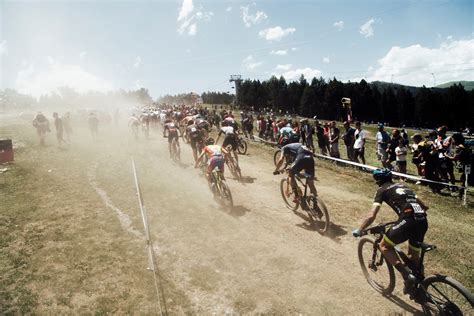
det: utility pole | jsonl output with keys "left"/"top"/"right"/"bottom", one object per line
{"left": 229, "top": 75, "right": 242, "bottom": 107}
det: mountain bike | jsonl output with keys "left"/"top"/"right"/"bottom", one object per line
{"left": 357, "top": 222, "right": 473, "bottom": 315}
{"left": 225, "top": 151, "right": 242, "bottom": 181}
{"left": 210, "top": 167, "right": 233, "bottom": 209}
{"left": 236, "top": 135, "right": 248, "bottom": 155}
{"left": 276, "top": 169, "right": 330, "bottom": 234}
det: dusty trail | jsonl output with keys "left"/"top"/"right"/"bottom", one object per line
{"left": 88, "top": 126, "right": 420, "bottom": 314}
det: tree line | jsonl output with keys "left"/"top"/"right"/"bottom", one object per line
{"left": 230, "top": 76, "right": 473, "bottom": 130}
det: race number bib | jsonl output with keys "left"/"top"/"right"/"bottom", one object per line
{"left": 191, "top": 127, "right": 197, "bottom": 133}
{"left": 410, "top": 203, "right": 425, "bottom": 215}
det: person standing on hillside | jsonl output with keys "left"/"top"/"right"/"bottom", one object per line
{"left": 53, "top": 112, "right": 66, "bottom": 147}
{"left": 316, "top": 121, "right": 328, "bottom": 155}
{"left": 375, "top": 123, "right": 390, "bottom": 168}
{"left": 32, "top": 112, "right": 50, "bottom": 146}
{"left": 342, "top": 121, "right": 356, "bottom": 161}
{"left": 353, "top": 121, "right": 366, "bottom": 165}
{"left": 329, "top": 121, "right": 340, "bottom": 158}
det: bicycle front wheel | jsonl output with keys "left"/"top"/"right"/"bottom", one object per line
{"left": 237, "top": 139, "right": 247, "bottom": 155}
{"left": 280, "top": 179, "right": 299, "bottom": 211}
{"left": 421, "top": 275, "right": 474, "bottom": 315}
{"left": 274, "top": 149, "right": 281, "bottom": 166}
{"left": 308, "top": 196, "right": 330, "bottom": 234}
{"left": 358, "top": 237, "right": 396, "bottom": 295}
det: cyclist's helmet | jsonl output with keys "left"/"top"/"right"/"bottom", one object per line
{"left": 206, "top": 138, "right": 215, "bottom": 145}
{"left": 373, "top": 168, "right": 392, "bottom": 186}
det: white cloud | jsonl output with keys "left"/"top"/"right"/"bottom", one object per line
{"left": 281, "top": 68, "right": 322, "bottom": 80}
{"left": 368, "top": 38, "right": 474, "bottom": 86}
{"left": 291, "top": 47, "right": 298, "bottom": 51}
{"left": 273, "top": 64, "right": 322, "bottom": 80}
{"left": 259, "top": 26, "right": 296, "bottom": 41}
{"left": 323, "top": 57, "right": 330, "bottom": 64}
{"left": 270, "top": 49, "right": 288, "bottom": 56}
{"left": 178, "top": 0, "right": 194, "bottom": 22}
{"left": 0, "top": 40, "right": 8, "bottom": 55}
{"left": 333, "top": 20, "right": 344, "bottom": 31}
{"left": 47, "top": 56, "right": 55, "bottom": 65}
{"left": 188, "top": 23, "right": 197, "bottom": 36}
{"left": 226, "top": 6, "right": 232, "bottom": 12}
{"left": 79, "top": 51, "right": 87, "bottom": 60}
{"left": 241, "top": 5, "right": 268, "bottom": 28}
{"left": 359, "top": 18, "right": 375, "bottom": 38}
{"left": 275, "top": 64, "right": 292, "bottom": 71}
{"left": 177, "top": 0, "right": 212, "bottom": 36}
{"left": 133, "top": 56, "right": 142, "bottom": 68}
{"left": 16, "top": 61, "right": 113, "bottom": 97}
{"left": 242, "top": 55, "right": 263, "bottom": 71}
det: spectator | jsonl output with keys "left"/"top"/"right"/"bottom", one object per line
{"left": 316, "top": 121, "right": 328, "bottom": 155}
{"left": 410, "top": 134, "right": 424, "bottom": 180}
{"left": 52, "top": 112, "right": 66, "bottom": 146}
{"left": 342, "top": 121, "right": 355, "bottom": 161}
{"left": 329, "top": 121, "right": 340, "bottom": 158}
{"left": 88, "top": 112, "right": 99, "bottom": 139}
{"left": 395, "top": 138, "right": 408, "bottom": 174}
{"left": 387, "top": 129, "right": 401, "bottom": 168}
{"left": 323, "top": 122, "right": 331, "bottom": 154}
{"left": 302, "top": 119, "right": 315, "bottom": 152}
{"left": 353, "top": 121, "right": 366, "bottom": 164}
{"left": 32, "top": 112, "right": 50, "bottom": 146}
{"left": 419, "top": 131, "right": 442, "bottom": 193}
{"left": 445, "top": 133, "right": 472, "bottom": 199}
{"left": 436, "top": 126, "right": 456, "bottom": 188}
{"left": 375, "top": 123, "right": 390, "bottom": 168}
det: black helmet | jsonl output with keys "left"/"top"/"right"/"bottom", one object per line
{"left": 206, "top": 137, "right": 215, "bottom": 145}
{"left": 373, "top": 168, "right": 392, "bottom": 186}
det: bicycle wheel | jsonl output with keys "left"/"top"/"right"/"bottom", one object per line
{"left": 219, "top": 180, "right": 233, "bottom": 209}
{"left": 274, "top": 149, "right": 281, "bottom": 166}
{"left": 237, "top": 139, "right": 247, "bottom": 155}
{"left": 280, "top": 178, "right": 299, "bottom": 211}
{"left": 307, "top": 196, "right": 330, "bottom": 234}
{"left": 421, "top": 275, "right": 474, "bottom": 315}
{"left": 358, "top": 237, "right": 396, "bottom": 295}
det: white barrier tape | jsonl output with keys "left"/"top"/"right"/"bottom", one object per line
{"left": 253, "top": 136, "right": 467, "bottom": 190}
{"left": 312, "top": 152, "right": 466, "bottom": 189}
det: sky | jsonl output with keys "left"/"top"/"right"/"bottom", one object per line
{"left": 0, "top": 0, "right": 473, "bottom": 98}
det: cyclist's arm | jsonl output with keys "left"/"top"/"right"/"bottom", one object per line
{"left": 358, "top": 204, "right": 381, "bottom": 232}
{"left": 416, "top": 196, "right": 429, "bottom": 211}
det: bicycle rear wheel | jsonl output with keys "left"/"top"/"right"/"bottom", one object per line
{"left": 280, "top": 179, "right": 299, "bottom": 211}
{"left": 237, "top": 139, "right": 247, "bottom": 155}
{"left": 421, "top": 275, "right": 474, "bottom": 315}
{"left": 358, "top": 237, "right": 396, "bottom": 295}
{"left": 219, "top": 180, "right": 233, "bottom": 209}
{"left": 307, "top": 196, "right": 330, "bottom": 234}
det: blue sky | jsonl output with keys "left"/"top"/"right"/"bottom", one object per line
{"left": 1, "top": 0, "right": 473, "bottom": 98}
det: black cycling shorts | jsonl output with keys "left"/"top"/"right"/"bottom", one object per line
{"left": 384, "top": 217, "right": 428, "bottom": 249}
{"left": 168, "top": 131, "right": 178, "bottom": 143}
{"left": 289, "top": 156, "right": 314, "bottom": 177}
{"left": 222, "top": 134, "right": 237, "bottom": 151}
{"left": 190, "top": 136, "right": 201, "bottom": 149}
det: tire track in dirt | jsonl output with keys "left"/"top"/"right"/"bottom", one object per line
{"left": 87, "top": 161, "right": 143, "bottom": 239}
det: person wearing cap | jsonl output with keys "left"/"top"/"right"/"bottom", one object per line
{"left": 410, "top": 134, "right": 424, "bottom": 179}
{"left": 375, "top": 123, "right": 390, "bottom": 168}
{"left": 342, "top": 121, "right": 356, "bottom": 161}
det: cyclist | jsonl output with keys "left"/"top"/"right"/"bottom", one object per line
{"left": 163, "top": 118, "right": 180, "bottom": 158}
{"left": 194, "top": 139, "right": 230, "bottom": 190}
{"left": 216, "top": 124, "right": 240, "bottom": 165}
{"left": 186, "top": 120, "right": 204, "bottom": 163}
{"left": 128, "top": 114, "right": 140, "bottom": 139}
{"left": 273, "top": 143, "right": 317, "bottom": 203}
{"left": 352, "top": 168, "right": 429, "bottom": 295}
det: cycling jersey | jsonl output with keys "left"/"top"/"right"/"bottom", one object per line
{"left": 219, "top": 126, "right": 234, "bottom": 135}
{"left": 374, "top": 182, "right": 426, "bottom": 219}
{"left": 164, "top": 122, "right": 179, "bottom": 143}
{"left": 280, "top": 126, "right": 293, "bottom": 136}
{"left": 203, "top": 145, "right": 224, "bottom": 157}
{"left": 282, "top": 143, "right": 313, "bottom": 161}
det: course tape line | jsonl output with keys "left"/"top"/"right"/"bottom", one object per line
{"left": 251, "top": 136, "right": 467, "bottom": 189}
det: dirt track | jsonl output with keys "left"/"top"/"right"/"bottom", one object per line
{"left": 2, "top": 119, "right": 424, "bottom": 314}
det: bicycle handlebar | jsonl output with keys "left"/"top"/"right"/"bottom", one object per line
{"left": 361, "top": 221, "right": 398, "bottom": 236}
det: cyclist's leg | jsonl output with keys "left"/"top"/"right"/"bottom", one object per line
{"left": 407, "top": 218, "right": 428, "bottom": 266}
{"left": 303, "top": 158, "right": 317, "bottom": 196}
{"left": 382, "top": 218, "right": 416, "bottom": 280}
{"left": 289, "top": 158, "right": 304, "bottom": 198}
